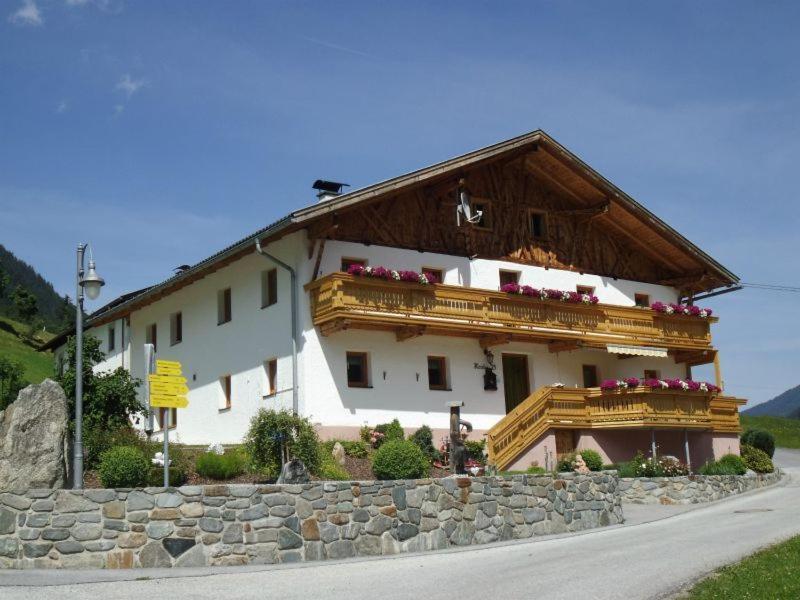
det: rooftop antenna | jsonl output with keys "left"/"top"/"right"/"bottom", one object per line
{"left": 456, "top": 178, "right": 483, "bottom": 226}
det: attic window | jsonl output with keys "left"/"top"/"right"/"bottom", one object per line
{"left": 472, "top": 200, "right": 492, "bottom": 230}
{"left": 576, "top": 285, "right": 595, "bottom": 296}
{"left": 529, "top": 210, "right": 548, "bottom": 239}
{"left": 341, "top": 257, "right": 367, "bottom": 272}
{"left": 635, "top": 293, "right": 650, "bottom": 308}
{"left": 499, "top": 270, "right": 520, "bottom": 287}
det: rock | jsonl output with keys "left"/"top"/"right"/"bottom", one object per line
{"left": 26, "top": 513, "right": 50, "bottom": 528}
{"left": 199, "top": 517, "right": 224, "bottom": 533}
{"left": 55, "top": 491, "right": 99, "bottom": 513}
{"left": 23, "top": 542, "right": 52, "bottom": 558}
{"left": 71, "top": 523, "right": 102, "bottom": 541}
{"left": 354, "top": 534, "right": 382, "bottom": 556}
{"left": 0, "top": 380, "right": 69, "bottom": 489}
{"left": 277, "top": 529, "right": 303, "bottom": 550}
{"left": 331, "top": 442, "right": 346, "bottom": 466}
{"left": 365, "top": 514, "right": 392, "bottom": 535}
{"left": 84, "top": 489, "right": 116, "bottom": 503}
{"left": 146, "top": 522, "right": 174, "bottom": 540}
{"left": 52, "top": 515, "right": 77, "bottom": 528}
{"left": 276, "top": 458, "right": 309, "bottom": 484}
{"left": 0, "top": 507, "right": 15, "bottom": 534}
{"left": 162, "top": 537, "right": 196, "bottom": 558}
{"left": 41, "top": 528, "right": 70, "bottom": 541}
{"left": 301, "top": 519, "right": 320, "bottom": 540}
{"left": 156, "top": 493, "right": 184, "bottom": 508}
{"left": 238, "top": 504, "right": 268, "bottom": 521}
{"left": 180, "top": 502, "right": 203, "bottom": 518}
{"left": 396, "top": 523, "right": 418, "bottom": 541}
{"left": 326, "top": 540, "right": 355, "bottom": 559}
{"left": 55, "top": 540, "right": 84, "bottom": 554}
{"left": 102, "top": 501, "right": 126, "bottom": 519}
{"left": 222, "top": 523, "right": 243, "bottom": 544}
{"left": 175, "top": 544, "right": 206, "bottom": 567}
{"left": 318, "top": 521, "right": 340, "bottom": 544}
{"left": 1, "top": 493, "right": 32, "bottom": 511}
{"left": 126, "top": 491, "right": 154, "bottom": 511}
{"left": 31, "top": 499, "right": 55, "bottom": 512}
{"left": 84, "top": 540, "right": 116, "bottom": 552}
{"left": 106, "top": 549, "right": 134, "bottom": 569}
{"left": 117, "top": 532, "right": 147, "bottom": 548}
{"left": 139, "top": 541, "right": 173, "bottom": 568}
{"left": 0, "top": 538, "right": 19, "bottom": 558}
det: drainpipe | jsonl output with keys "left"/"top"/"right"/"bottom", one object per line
{"left": 255, "top": 239, "right": 299, "bottom": 415}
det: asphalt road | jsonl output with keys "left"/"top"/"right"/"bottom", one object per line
{"left": 4, "top": 450, "right": 799, "bottom": 600}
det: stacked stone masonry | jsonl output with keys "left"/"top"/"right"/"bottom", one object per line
{"left": 619, "top": 471, "right": 782, "bottom": 505}
{"left": 0, "top": 472, "right": 621, "bottom": 569}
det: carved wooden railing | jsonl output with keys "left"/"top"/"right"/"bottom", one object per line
{"left": 306, "top": 273, "right": 716, "bottom": 351}
{"left": 486, "top": 386, "right": 745, "bottom": 471}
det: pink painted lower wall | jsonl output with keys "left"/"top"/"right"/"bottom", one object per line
{"left": 315, "top": 425, "right": 488, "bottom": 448}
{"left": 505, "top": 431, "right": 557, "bottom": 472}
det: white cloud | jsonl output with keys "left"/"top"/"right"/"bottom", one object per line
{"left": 56, "top": 100, "right": 68, "bottom": 114}
{"left": 8, "top": 0, "right": 43, "bottom": 26}
{"left": 115, "top": 74, "right": 146, "bottom": 98}
{"left": 65, "top": 0, "right": 122, "bottom": 12}
{"left": 113, "top": 104, "right": 124, "bottom": 116}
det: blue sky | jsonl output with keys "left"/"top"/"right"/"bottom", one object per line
{"left": 1, "top": 1, "right": 799, "bottom": 406}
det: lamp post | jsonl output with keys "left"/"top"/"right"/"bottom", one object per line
{"left": 74, "top": 244, "right": 104, "bottom": 489}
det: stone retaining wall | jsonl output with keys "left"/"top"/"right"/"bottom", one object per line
{"left": 619, "top": 470, "right": 782, "bottom": 505}
{"left": 0, "top": 472, "right": 621, "bottom": 569}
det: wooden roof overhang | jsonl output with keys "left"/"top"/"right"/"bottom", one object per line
{"left": 72, "top": 130, "right": 738, "bottom": 334}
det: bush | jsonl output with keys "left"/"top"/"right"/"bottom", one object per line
{"left": 741, "top": 444, "right": 774, "bottom": 473}
{"left": 464, "top": 439, "right": 486, "bottom": 463}
{"left": 699, "top": 453, "right": 747, "bottom": 476}
{"left": 373, "top": 419, "right": 405, "bottom": 447}
{"left": 616, "top": 452, "right": 689, "bottom": 477}
{"left": 577, "top": 449, "right": 603, "bottom": 471}
{"left": 98, "top": 446, "right": 149, "bottom": 488}
{"left": 372, "top": 440, "right": 430, "bottom": 480}
{"left": 84, "top": 423, "right": 146, "bottom": 469}
{"left": 410, "top": 426, "right": 441, "bottom": 462}
{"left": 196, "top": 449, "right": 248, "bottom": 480}
{"left": 147, "top": 466, "right": 187, "bottom": 487}
{"left": 526, "top": 465, "right": 546, "bottom": 475}
{"left": 741, "top": 429, "right": 775, "bottom": 458}
{"left": 317, "top": 451, "right": 350, "bottom": 480}
{"left": 322, "top": 439, "right": 370, "bottom": 459}
{"left": 245, "top": 409, "right": 321, "bottom": 480}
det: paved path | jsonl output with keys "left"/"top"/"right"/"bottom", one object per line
{"left": 3, "top": 450, "right": 799, "bottom": 600}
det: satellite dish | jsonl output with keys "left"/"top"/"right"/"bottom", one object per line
{"left": 456, "top": 180, "right": 483, "bottom": 226}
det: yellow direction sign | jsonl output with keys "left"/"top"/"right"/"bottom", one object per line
{"left": 150, "top": 383, "right": 189, "bottom": 396}
{"left": 156, "top": 359, "right": 182, "bottom": 370}
{"left": 149, "top": 374, "right": 187, "bottom": 385}
{"left": 150, "top": 395, "right": 188, "bottom": 409}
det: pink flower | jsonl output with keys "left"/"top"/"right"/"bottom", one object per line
{"left": 500, "top": 282, "right": 521, "bottom": 294}
{"left": 623, "top": 377, "right": 640, "bottom": 388}
{"left": 347, "top": 264, "right": 365, "bottom": 276}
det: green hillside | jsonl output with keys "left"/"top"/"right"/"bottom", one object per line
{"left": 740, "top": 414, "right": 800, "bottom": 450}
{"left": 0, "top": 315, "right": 54, "bottom": 384}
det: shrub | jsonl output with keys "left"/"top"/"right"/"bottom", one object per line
{"left": 372, "top": 440, "right": 430, "bottom": 480}
{"left": 245, "top": 409, "right": 321, "bottom": 480}
{"left": 577, "top": 449, "right": 603, "bottom": 471}
{"left": 700, "top": 453, "right": 747, "bottom": 476}
{"left": 741, "top": 444, "right": 774, "bottom": 473}
{"left": 373, "top": 419, "right": 405, "bottom": 447}
{"left": 196, "top": 449, "right": 248, "bottom": 480}
{"left": 526, "top": 465, "right": 546, "bottom": 475}
{"left": 147, "top": 466, "right": 187, "bottom": 487}
{"left": 359, "top": 425, "right": 372, "bottom": 444}
{"left": 98, "top": 446, "right": 149, "bottom": 488}
{"left": 616, "top": 452, "right": 690, "bottom": 477}
{"left": 84, "top": 423, "right": 146, "bottom": 469}
{"left": 410, "top": 425, "right": 441, "bottom": 462}
{"left": 741, "top": 429, "right": 775, "bottom": 458}
{"left": 464, "top": 439, "right": 486, "bottom": 463}
{"left": 317, "top": 451, "right": 350, "bottom": 480}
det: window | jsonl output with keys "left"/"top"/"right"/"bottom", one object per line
{"left": 220, "top": 375, "right": 232, "bottom": 410}
{"left": 265, "top": 358, "right": 277, "bottom": 396}
{"left": 529, "top": 210, "right": 548, "bottom": 239}
{"left": 217, "top": 288, "right": 232, "bottom": 325}
{"left": 576, "top": 285, "right": 595, "bottom": 296}
{"left": 582, "top": 364, "right": 599, "bottom": 388}
{"left": 499, "top": 270, "right": 520, "bottom": 287}
{"left": 158, "top": 407, "right": 177, "bottom": 430}
{"left": 472, "top": 200, "right": 492, "bottom": 229}
{"left": 427, "top": 356, "right": 448, "bottom": 390}
{"left": 261, "top": 269, "right": 278, "bottom": 308}
{"left": 146, "top": 323, "right": 157, "bottom": 353}
{"left": 170, "top": 312, "right": 182, "bottom": 346}
{"left": 108, "top": 325, "right": 115, "bottom": 351}
{"left": 634, "top": 293, "right": 650, "bottom": 308}
{"left": 644, "top": 369, "right": 660, "bottom": 381}
{"left": 422, "top": 267, "right": 443, "bottom": 284}
{"left": 346, "top": 352, "right": 369, "bottom": 388}
{"left": 341, "top": 257, "right": 367, "bottom": 272}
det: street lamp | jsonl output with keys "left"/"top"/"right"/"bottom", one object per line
{"left": 74, "top": 244, "right": 104, "bottom": 489}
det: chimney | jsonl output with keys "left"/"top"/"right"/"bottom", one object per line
{"left": 312, "top": 180, "right": 349, "bottom": 203}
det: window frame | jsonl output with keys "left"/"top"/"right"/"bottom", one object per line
{"left": 261, "top": 269, "right": 278, "bottom": 309}
{"left": 529, "top": 209, "right": 549, "bottom": 240}
{"left": 341, "top": 257, "right": 367, "bottom": 272}
{"left": 220, "top": 374, "right": 232, "bottom": 411}
{"left": 582, "top": 364, "right": 600, "bottom": 389}
{"left": 158, "top": 407, "right": 177, "bottom": 430}
{"left": 427, "top": 355, "right": 449, "bottom": 391}
{"left": 644, "top": 369, "right": 660, "bottom": 381}
{"left": 346, "top": 351, "right": 370, "bottom": 388}
{"left": 421, "top": 267, "right": 444, "bottom": 285}
{"left": 217, "top": 288, "right": 232, "bottom": 325}
{"left": 170, "top": 311, "right": 183, "bottom": 346}
{"left": 634, "top": 293, "right": 650, "bottom": 308}
{"left": 471, "top": 198, "right": 493, "bottom": 230}
{"left": 108, "top": 324, "right": 115, "bottom": 352}
{"left": 499, "top": 269, "right": 521, "bottom": 287}
{"left": 576, "top": 285, "right": 595, "bottom": 296}
{"left": 265, "top": 358, "right": 278, "bottom": 397}
{"left": 146, "top": 323, "right": 157, "bottom": 353}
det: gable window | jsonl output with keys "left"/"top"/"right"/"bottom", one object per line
{"left": 158, "top": 408, "right": 177, "bottom": 430}
{"left": 217, "top": 288, "right": 232, "bottom": 325}
{"left": 427, "top": 356, "right": 448, "bottom": 391}
{"left": 261, "top": 269, "right": 278, "bottom": 309}
{"left": 582, "top": 364, "right": 599, "bottom": 388}
{"left": 499, "top": 270, "right": 520, "bottom": 287}
{"left": 108, "top": 325, "right": 115, "bottom": 352}
{"left": 644, "top": 369, "right": 660, "bottom": 381}
{"left": 220, "top": 375, "right": 232, "bottom": 410}
{"left": 341, "top": 257, "right": 367, "bottom": 272}
{"left": 635, "top": 293, "right": 650, "bottom": 308}
{"left": 170, "top": 312, "right": 183, "bottom": 346}
{"left": 265, "top": 358, "right": 278, "bottom": 396}
{"left": 529, "top": 210, "right": 548, "bottom": 239}
{"left": 146, "top": 323, "right": 157, "bottom": 353}
{"left": 576, "top": 285, "right": 595, "bottom": 296}
{"left": 422, "top": 267, "right": 443, "bottom": 284}
{"left": 472, "top": 199, "right": 492, "bottom": 230}
{"left": 346, "top": 352, "right": 369, "bottom": 388}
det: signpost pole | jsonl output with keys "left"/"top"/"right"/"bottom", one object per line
{"left": 163, "top": 409, "right": 170, "bottom": 487}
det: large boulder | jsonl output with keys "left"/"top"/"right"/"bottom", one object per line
{"left": 0, "top": 379, "right": 69, "bottom": 490}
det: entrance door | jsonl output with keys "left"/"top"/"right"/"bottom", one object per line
{"left": 555, "top": 429, "right": 576, "bottom": 458}
{"left": 502, "top": 354, "right": 530, "bottom": 413}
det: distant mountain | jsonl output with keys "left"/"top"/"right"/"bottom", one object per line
{"left": 744, "top": 384, "right": 800, "bottom": 418}
{"left": 0, "top": 243, "right": 75, "bottom": 332}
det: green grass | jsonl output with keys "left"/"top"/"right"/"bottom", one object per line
{"left": 688, "top": 535, "right": 800, "bottom": 599}
{"left": 741, "top": 414, "right": 800, "bottom": 450}
{"left": 0, "top": 315, "right": 54, "bottom": 384}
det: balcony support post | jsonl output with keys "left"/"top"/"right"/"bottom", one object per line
{"left": 684, "top": 429, "right": 692, "bottom": 471}
{"left": 650, "top": 429, "right": 657, "bottom": 460}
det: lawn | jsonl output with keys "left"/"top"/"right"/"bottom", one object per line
{"left": 0, "top": 315, "right": 54, "bottom": 384}
{"left": 688, "top": 535, "right": 800, "bottom": 599}
{"left": 740, "top": 415, "right": 800, "bottom": 450}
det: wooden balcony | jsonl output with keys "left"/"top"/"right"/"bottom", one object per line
{"left": 486, "top": 386, "right": 746, "bottom": 471}
{"left": 306, "top": 273, "right": 716, "bottom": 355}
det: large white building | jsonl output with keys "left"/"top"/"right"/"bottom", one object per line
{"left": 47, "top": 131, "right": 746, "bottom": 471}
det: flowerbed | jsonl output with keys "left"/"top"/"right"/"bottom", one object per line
{"left": 650, "top": 301, "right": 712, "bottom": 318}
{"left": 599, "top": 378, "right": 720, "bottom": 392}
{"left": 500, "top": 282, "right": 599, "bottom": 305}
{"left": 346, "top": 264, "right": 436, "bottom": 284}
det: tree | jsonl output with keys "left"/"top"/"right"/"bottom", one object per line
{"left": 0, "top": 356, "right": 28, "bottom": 410}
{"left": 56, "top": 294, "right": 76, "bottom": 331}
{"left": 12, "top": 286, "right": 38, "bottom": 323}
{"left": 0, "top": 266, "right": 9, "bottom": 299}
{"left": 57, "top": 335, "right": 143, "bottom": 432}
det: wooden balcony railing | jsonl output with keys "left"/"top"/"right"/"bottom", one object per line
{"left": 486, "top": 386, "right": 746, "bottom": 471}
{"left": 306, "top": 273, "right": 716, "bottom": 352}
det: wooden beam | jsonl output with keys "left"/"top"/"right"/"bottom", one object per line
{"left": 396, "top": 325, "right": 426, "bottom": 342}
{"left": 310, "top": 239, "right": 326, "bottom": 282}
{"left": 320, "top": 319, "right": 350, "bottom": 337}
{"left": 479, "top": 333, "right": 511, "bottom": 349}
{"left": 548, "top": 340, "right": 580, "bottom": 354}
